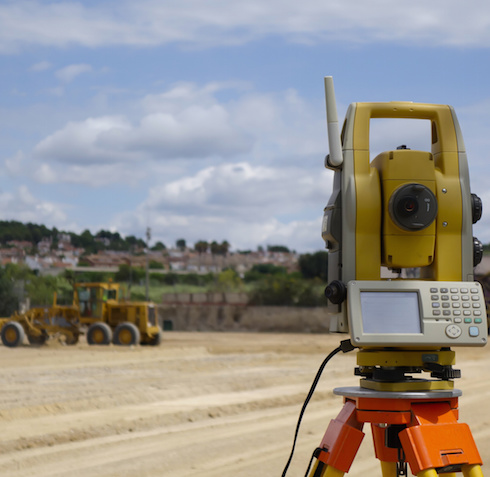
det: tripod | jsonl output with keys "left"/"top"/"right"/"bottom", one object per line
{"left": 306, "top": 350, "right": 484, "bottom": 477}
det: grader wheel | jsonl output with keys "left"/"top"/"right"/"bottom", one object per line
{"left": 1, "top": 322, "right": 25, "bottom": 348}
{"left": 87, "top": 322, "right": 112, "bottom": 345}
{"left": 113, "top": 322, "right": 140, "bottom": 346}
{"left": 27, "top": 333, "right": 48, "bottom": 346}
{"left": 142, "top": 327, "right": 162, "bottom": 346}
{"left": 64, "top": 333, "right": 80, "bottom": 345}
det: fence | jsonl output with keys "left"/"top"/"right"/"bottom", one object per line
{"left": 157, "top": 303, "right": 331, "bottom": 333}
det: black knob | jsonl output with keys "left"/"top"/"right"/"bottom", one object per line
{"left": 324, "top": 280, "right": 347, "bottom": 305}
{"left": 473, "top": 237, "right": 483, "bottom": 267}
{"left": 471, "top": 193, "right": 483, "bottom": 224}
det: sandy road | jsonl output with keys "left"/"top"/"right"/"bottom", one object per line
{"left": 0, "top": 331, "right": 488, "bottom": 476}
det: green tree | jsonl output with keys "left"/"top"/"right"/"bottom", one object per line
{"left": 210, "top": 241, "right": 220, "bottom": 255}
{"left": 248, "top": 274, "right": 325, "bottom": 307}
{"left": 115, "top": 264, "right": 145, "bottom": 282}
{"left": 0, "top": 268, "right": 18, "bottom": 315}
{"left": 244, "top": 263, "right": 287, "bottom": 282}
{"left": 25, "top": 275, "right": 67, "bottom": 307}
{"left": 248, "top": 275, "right": 297, "bottom": 306}
{"left": 176, "top": 238, "right": 187, "bottom": 250}
{"left": 298, "top": 251, "right": 328, "bottom": 280}
{"left": 151, "top": 241, "right": 166, "bottom": 251}
{"left": 79, "top": 229, "right": 94, "bottom": 248}
{"left": 267, "top": 245, "right": 290, "bottom": 253}
{"left": 194, "top": 240, "right": 209, "bottom": 254}
{"left": 126, "top": 235, "right": 146, "bottom": 249}
{"left": 149, "top": 260, "right": 164, "bottom": 269}
{"left": 220, "top": 240, "right": 230, "bottom": 255}
{"left": 216, "top": 269, "right": 242, "bottom": 291}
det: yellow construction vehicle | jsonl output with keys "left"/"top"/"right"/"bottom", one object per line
{"left": 0, "top": 303, "right": 80, "bottom": 347}
{"left": 75, "top": 282, "right": 161, "bottom": 346}
{"left": 0, "top": 282, "right": 162, "bottom": 347}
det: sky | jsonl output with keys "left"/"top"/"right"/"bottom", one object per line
{"left": 1, "top": 0, "right": 490, "bottom": 253}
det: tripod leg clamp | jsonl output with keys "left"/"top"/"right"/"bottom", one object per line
{"left": 316, "top": 401, "right": 365, "bottom": 473}
{"left": 399, "top": 402, "right": 482, "bottom": 475}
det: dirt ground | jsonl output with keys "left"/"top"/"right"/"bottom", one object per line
{"left": 0, "top": 332, "right": 489, "bottom": 477}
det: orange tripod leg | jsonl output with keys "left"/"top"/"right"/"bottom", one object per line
{"left": 308, "top": 400, "right": 365, "bottom": 476}
{"left": 399, "top": 402, "right": 483, "bottom": 475}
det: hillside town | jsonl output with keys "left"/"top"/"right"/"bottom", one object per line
{"left": 0, "top": 233, "right": 300, "bottom": 276}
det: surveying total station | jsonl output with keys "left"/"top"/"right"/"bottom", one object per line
{"left": 283, "top": 77, "right": 487, "bottom": 477}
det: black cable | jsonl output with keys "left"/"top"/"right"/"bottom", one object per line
{"left": 281, "top": 340, "right": 355, "bottom": 476}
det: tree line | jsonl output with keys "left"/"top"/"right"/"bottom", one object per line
{"left": 0, "top": 250, "right": 329, "bottom": 315}
{"left": 0, "top": 220, "right": 295, "bottom": 257}
{"left": 0, "top": 221, "right": 152, "bottom": 254}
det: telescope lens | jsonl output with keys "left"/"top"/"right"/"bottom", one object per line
{"left": 389, "top": 183, "right": 437, "bottom": 231}
{"left": 397, "top": 196, "right": 418, "bottom": 216}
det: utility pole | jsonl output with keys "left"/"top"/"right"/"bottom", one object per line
{"left": 145, "top": 227, "right": 151, "bottom": 301}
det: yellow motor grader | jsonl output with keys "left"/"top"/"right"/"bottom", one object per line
{"left": 0, "top": 282, "right": 162, "bottom": 348}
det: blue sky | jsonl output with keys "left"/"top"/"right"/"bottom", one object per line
{"left": 0, "top": 0, "right": 490, "bottom": 252}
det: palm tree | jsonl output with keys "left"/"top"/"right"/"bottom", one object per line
{"left": 194, "top": 240, "right": 209, "bottom": 271}
{"left": 210, "top": 241, "right": 220, "bottom": 272}
{"left": 220, "top": 241, "right": 230, "bottom": 269}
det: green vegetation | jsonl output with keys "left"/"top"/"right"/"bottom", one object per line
{"left": 0, "top": 221, "right": 56, "bottom": 245}
{"left": 0, "top": 267, "right": 19, "bottom": 316}
{"left": 0, "top": 220, "right": 150, "bottom": 254}
{"left": 298, "top": 251, "right": 328, "bottom": 281}
{"left": 267, "top": 245, "right": 291, "bottom": 253}
{"left": 248, "top": 275, "right": 326, "bottom": 307}
{"left": 0, "top": 248, "right": 329, "bottom": 313}
{"left": 2, "top": 263, "right": 73, "bottom": 309}
{"left": 243, "top": 260, "right": 327, "bottom": 307}
{"left": 0, "top": 220, "right": 331, "bottom": 309}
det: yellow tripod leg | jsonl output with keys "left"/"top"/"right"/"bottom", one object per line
{"left": 324, "top": 466, "right": 344, "bottom": 477}
{"left": 380, "top": 461, "right": 397, "bottom": 477}
{"left": 381, "top": 462, "right": 460, "bottom": 477}
{"left": 417, "top": 469, "right": 438, "bottom": 477}
{"left": 307, "top": 461, "right": 345, "bottom": 477}
{"left": 462, "top": 464, "right": 484, "bottom": 477}
{"left": 415, "top": 465, "right": 483, "bottom": 477}
{"left": 307, "top": 460, "right": 323, "bottom": 477}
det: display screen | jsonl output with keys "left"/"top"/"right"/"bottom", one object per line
{"left": 360, "top": 291, "right": 421, "bottom": 334}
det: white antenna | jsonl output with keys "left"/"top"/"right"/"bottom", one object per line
{"left": 324, "top": 76, "right": 343, "bottom": 168}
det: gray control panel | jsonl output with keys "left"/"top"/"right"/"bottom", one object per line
{"left": 347, "top": 280, "right": 488, "bottom": 347}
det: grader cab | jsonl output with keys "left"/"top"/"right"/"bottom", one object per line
{"left": 75, "top": 282, "right": 161, "bottom": 346}
{"left": 0, "top": 282, "right": 162, "bottom": 347}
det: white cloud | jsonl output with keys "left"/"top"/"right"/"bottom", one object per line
{"left": 0, "top": 81, "right": 334, "bottom": 252}
{"left": 0, "top": 0, "right": 490, "bottom": 53}
{"left": 34, "top": 115, "right": 134, "bottom": 164}
{"left": 145, "top": 162, "right": 329, "bottom": 218}
{"left": 108, "top": 160, "right": 331, "bottom": 250}
{"left": 21, "top": 82, "right": 323, "bottom": 188}
{"left": 55, "top": 63, "right": 92, "bottom": 83}
{"left": 113, "top": 204, "right": 325, "bottom": 252}
{"left": 0, "top": 186, "right": 67, "bottom": 225}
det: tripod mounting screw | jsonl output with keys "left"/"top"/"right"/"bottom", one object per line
{"left": 325, "top": 280, "right": 347, "bottom": 304}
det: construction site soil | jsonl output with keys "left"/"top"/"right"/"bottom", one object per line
{"left": 0, "top": 331, "right": 489, "bottom": 476}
